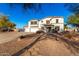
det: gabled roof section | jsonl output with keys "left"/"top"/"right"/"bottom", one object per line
{"left": 40, "top": 16, "right": 64, "bottom": 21}
{"left": 47, "top": 16, "right": 63, "bottom": 18}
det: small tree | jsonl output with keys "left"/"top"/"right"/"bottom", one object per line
{"left": 7, "top": 22, "right": 16, "bottom": 29}
{"left": 0, "top": 15, "right": 16, "bottom": 30}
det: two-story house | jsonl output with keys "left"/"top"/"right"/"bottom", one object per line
{"left": 24, "top": 16, "right": 64, "bottom": 33}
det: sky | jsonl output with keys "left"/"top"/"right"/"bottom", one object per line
{"left": 0, "top": 3, "right": 72, "bottom": 28}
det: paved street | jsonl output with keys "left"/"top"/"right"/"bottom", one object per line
{"left": 0, "top": 32, "right": 32, "bottom": 44}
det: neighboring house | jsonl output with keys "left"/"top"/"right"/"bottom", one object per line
{"left": 24, "top": 16, "right": 64, "bottom": 33}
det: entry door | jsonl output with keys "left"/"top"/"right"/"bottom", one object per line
{"left": 55, "top": 26, "right": 60, "bottom": 31}
{"left": 46, "top": 27, "right": 51, "bottom": 32}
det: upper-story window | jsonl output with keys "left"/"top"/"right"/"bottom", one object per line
{"left": 46, "top": 20, "right": 50, "bottom": 24}
{"left": 41, "top": 21, "right": 43, "bottom": 23}
{"left": 56, "top": 19, "right": 59, "bottom": 23}
{"left": 31, "top": 21, "right": 38, "bottom": 25}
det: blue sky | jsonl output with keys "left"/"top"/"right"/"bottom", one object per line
{"left": 0, "top": 3, "right": 72, "bottom": 28}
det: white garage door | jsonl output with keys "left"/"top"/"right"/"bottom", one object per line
{"left": 30, "top": 28, "right": 39, "bottom": 32}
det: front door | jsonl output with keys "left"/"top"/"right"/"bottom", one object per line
{"left": 55, "top": 26, "right": 60, "bottom": 32}
{"left": 47, "top": 27, "right": 51, "bottom": 33}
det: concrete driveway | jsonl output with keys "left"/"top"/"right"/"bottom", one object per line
{"left": 0, "top": 32, "right": 32, "bottom": 44}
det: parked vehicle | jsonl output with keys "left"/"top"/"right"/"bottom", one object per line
{"left": 18, "top": 29, "right": 24, "bottom": 32}
{"left": 0, "top": 27, "right": 14, "bottom": 32}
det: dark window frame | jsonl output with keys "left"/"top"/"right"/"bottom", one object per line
{"left": 56, "top": 19, "right": 59, "bottom": 23}
{"left": 31, "top": 21, "right": 38, "bottom": 25}
{"left": 46, "top": 20, "right": 50, "bottom": 24}
{"left": 41, "top": 21, "right": 43, "bottom": 23}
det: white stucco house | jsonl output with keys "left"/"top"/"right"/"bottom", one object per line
{"left": 24, "top": 16, "right": 64, "bottom": 33}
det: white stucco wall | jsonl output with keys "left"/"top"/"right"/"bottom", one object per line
{"left": 39, "top": 17, "right": 51, "bottom": 28}
{"left": 51, "top": 17, "right": 64, "bottom": 24}
{"left": 51, "top": 17, "right": 64, "bottom": 32}
{"left": 25, "top": 28, "right": 29, "bottom": 32}
{"left": 53, "top": 24, "right": 64, "bottom": 32}
{"left": 30, "top": 27, "right": 39, "bottom": 32}
{"left": 40, "top": 18, "right": 51, "bottom": 24}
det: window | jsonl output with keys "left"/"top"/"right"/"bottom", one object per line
{"left": 31, "top": 21, "right": 37, "bottom": 25}
{"left": 56, "top": 19, "right": 59, "bottom": 23}
{"left": 50, "top": 19, "right": 52, "bottom": 21}
{"left": 41, "top": 21, "right": 43, "bottom": 23}
{"left": 46, "top": 20, "right": 50, "bottom": 24}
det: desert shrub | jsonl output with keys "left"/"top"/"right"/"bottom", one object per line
{"left": 64, "top": 34, "right": 73, "bottom": 39}
{"left": 36, "top": 30, "right": 45, "bottom": 34}
{"left": 19, "top": 35, "right": 25, "bottom": 39}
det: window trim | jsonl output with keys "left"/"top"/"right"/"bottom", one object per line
{"left": 56, "top": 19, "right": 59, "bottom": 23}
{"left": 30, "top": 21, "right": 38, "bottom": 25}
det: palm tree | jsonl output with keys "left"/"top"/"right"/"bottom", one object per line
{"left": 8, "top": 3, "right": 41, "bottom": 12}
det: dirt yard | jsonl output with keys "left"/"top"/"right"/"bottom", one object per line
{"left": 0, "top": 32, "right": 32, "bottom": 44}
{"left": 21, "top": 36, "right": 78, "bottom": 56}
{"left": 0, "top": 33, "right": 79, "bottom": 56}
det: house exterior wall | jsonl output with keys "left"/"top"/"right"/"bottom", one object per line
{"left": 30, "top": 27, "right": 39, "bottom": 32}
{"left": 25, "top": 20, "right": 39, "bottom": 32}
{"left": 40, "top": 18, "right": 51, "bottom": 24}
{"left": 24, "top": 16, "right": 64, "bottom": 33}
{"left": 51, "top": 17, "right": 64, "bottom": 24}
{"left": 39, "top": 17, "right": 51, "bottom": 28}
{"left": 53, "top": 24, "right": 64, "bottom": 32}
{"left": 51, "top": 17, "right": 64, "bottom": 32}
{"left": 25, "top": 27, "right": 29, "bottom": 32}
